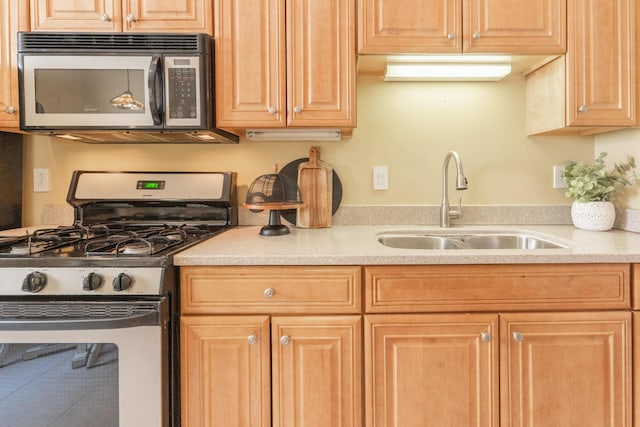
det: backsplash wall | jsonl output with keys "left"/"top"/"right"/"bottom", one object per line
{"left": 22, "top": 74, "right": 597, "bottom": 226}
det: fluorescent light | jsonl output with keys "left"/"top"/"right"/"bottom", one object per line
{"left": 55, "top": 134, "right": 84, "bottom": 140}
{"left": 246, "top": 129, "right": 341, "bottom": 141}
{"left": 384, "top": 55, "right": 511, "bottom": 81}
{"left": 386, "top": 55, "right": 511, "bottom": 63}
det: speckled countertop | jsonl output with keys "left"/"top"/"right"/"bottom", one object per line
{"left": 174, "top": 224, "right": 640, "bottom": 266}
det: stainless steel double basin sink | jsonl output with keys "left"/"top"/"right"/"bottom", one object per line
{"left": 378, "top": 230, "right": 569, "bottom": 250}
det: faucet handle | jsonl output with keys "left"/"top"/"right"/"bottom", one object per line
{"left": 450, "top": 197, "right": 463, "bottom": 219}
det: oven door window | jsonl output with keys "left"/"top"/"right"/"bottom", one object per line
{"left": 21, "top": 55, "right": 159, "bottom": 128}
{"left": 0, "top": 342, "right": 120, "bottom": 426}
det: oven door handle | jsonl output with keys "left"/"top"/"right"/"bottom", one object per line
{"left": 0, "top": 310, "right": 160, "bottom": 331}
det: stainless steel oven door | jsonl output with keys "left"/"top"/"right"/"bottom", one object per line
{"left": 0, "top": 299, "right": 169, "bottom": 427}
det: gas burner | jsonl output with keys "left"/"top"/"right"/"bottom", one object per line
{"left": 157, "top": 229, "right": 187, "bottom": 242}
{"left": 9, "top": 245, "right": 33, "bottom": 256}
{"left": 120, "top": 240, "right": 153, "bottom": 255}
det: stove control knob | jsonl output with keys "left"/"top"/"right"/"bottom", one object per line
{"left": 22, "top": 271, "right": 47, "bottom": 293}
{"left": 83, "top": 272, "right": 104, "bottom": 291}
{"left": 113, "top": 273, "right": 133, "bottom": 291}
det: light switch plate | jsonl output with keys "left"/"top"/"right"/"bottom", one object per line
{"left": 373, "top": 166, "right": 389, "bottom": 190}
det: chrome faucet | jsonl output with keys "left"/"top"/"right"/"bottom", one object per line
{"left": 440, "top": 150, "right": 468, "bottom": 227}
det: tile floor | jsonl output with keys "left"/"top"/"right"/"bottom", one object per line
{"left": 0, "top": 343, "right": 119, "bottom": 427}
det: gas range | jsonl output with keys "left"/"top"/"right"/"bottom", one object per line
{"left": 0, "top": 171, "right": 237, "bottom": 296}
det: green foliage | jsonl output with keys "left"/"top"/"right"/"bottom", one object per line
{"left": 562, "top": 152, "right": 637, "bottom": 203}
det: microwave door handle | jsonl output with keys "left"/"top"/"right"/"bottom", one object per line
{"left": 148, "top": 55, "right": 162, "bottom": 126}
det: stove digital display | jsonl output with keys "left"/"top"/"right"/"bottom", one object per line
{"left": 137, "top": 180, "right": 165, "bottom": 190}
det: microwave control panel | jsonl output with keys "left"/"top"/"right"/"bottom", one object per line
{"left": 165, "top": 57, "right": 202, "bottom": 127}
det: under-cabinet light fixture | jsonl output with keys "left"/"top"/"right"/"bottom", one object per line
{"left": 383, "top": 55, "right": 512, "bottom": 81}
{"left": 246, "top": 129, "right": 342, "bottom": 141}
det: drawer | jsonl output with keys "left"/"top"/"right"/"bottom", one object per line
{"left": 365, "top": 264, "right": 631, "bottom": 313}
{"left": 181, "top": 266, "right": 362, "bottom": 314}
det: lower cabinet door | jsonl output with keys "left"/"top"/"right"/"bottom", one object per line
{"left": 500, "top": 311, "right": 632, "bottom": 427}
{"left": 271, "top": 315, "right": 362, "bottom": 427}
{"left": 365, "top": 313, "right": 499, "bottom": 427}
{"left": 180, "top": 315, "right": 271, "bottom": 427}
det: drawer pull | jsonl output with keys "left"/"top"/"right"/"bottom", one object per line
{"left": 263, "top": 288, "right": 275, "bottom": 298}
{"left": 280, "top": 335, "right": 291, "bottom": 346}
{"left": 512, "top": 332, "right": 524, "bottom": 342}
{"left": 481, "top": 332, "right": 492, "bottom": 342}
{"left": 247, "top": 334, "right": 258, "bottom": 345}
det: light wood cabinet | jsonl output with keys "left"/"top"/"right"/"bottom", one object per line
{"left": 213, "top": 0, "right": 356, "bottom": 132}
{"left": 365, "top": 313, "right": 499, "bottom": 427}
{"left": 0, "top": 0, "right": 28, "bottom": 130}
{"left": 501, "top": 312, "right": 631, "bottom": 427}
{"left": 180, "top": 266, "right": 362, "bottom": 427}
{"left": 525, "top": 0, "right": 635, "bottom": 135}
{"left": 180, "top": 315, "right": 271, "bottom": 427}
{"left": 30, "top": 0, "right": 213, "bottom": 34}
{"left": 364, "top": 264, "right": 632, "bottom": 427}
{"left": 357, "top": 0, "right": 566, "bottom": 54}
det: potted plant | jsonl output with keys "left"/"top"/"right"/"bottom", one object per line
{"left": 562, "top": 152, "right": 637, "bottom": 231}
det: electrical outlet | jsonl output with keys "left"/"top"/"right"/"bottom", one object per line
{"left": 33, "top": 168, "right": 50, "bottom": 192}
{"left": 373, "top": 166, "right": 389, "bottom": 190}
{"left": 553, "top": 165, "right": 567, "bottom": 189}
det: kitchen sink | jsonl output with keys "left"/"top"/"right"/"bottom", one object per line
{"left": 378, "top": 232, "right": 569, "bottom": 250}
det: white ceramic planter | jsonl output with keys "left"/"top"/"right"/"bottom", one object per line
{"left": 571, "top": 201, "right": 616, "bottom": 231}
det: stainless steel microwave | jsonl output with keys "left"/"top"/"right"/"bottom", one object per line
{"left": 18, "top": 32, "right": 238, "bottom": 143}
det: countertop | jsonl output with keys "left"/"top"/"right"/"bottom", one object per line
{"left": 174, "top": 225, "right": 640, "bottom": 266}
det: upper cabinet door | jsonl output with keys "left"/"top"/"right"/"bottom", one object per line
{"left": 213, "top": 0, "right": 286, "bottom": 129}
{"left": 0, "top": 0, "right": 28, "bottom": 129}
{"left": 566, "top": 0, "right": 635, "bottom": 127}
{"left": 464, "top": 0, "right": 566, "bottom": 53}
{"left": 30, "top": 0, "right": 122, "bottom": 31}
{"left": 30, "top": 0, "right": 213, "bottom": 34}
{"left": 358, "top": 0, "right": 461, "bottom": 53}
{"left": 287, "top": 0, "right": 356, "bottom": 127}
{"left": 123, "top": 0, "right": 213, "bottom": 34}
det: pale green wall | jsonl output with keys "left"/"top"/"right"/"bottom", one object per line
{"left": 23, "top": 73, "right": 595, "bottom": 225}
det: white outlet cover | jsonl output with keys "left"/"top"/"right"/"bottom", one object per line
{"left": 553, "top": 165, "right": 567, "bottom": 189}
{"left": 33, "top": 168, "right": 50, "bottom": 192}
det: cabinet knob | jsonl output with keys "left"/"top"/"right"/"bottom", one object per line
{"left": 247, "top": 334, "right": 258, "bottom": 345}
{"left": 126, "top": 14, "right": 137, "bottom": 23}
{"left": 472, "top": 32, "right": 481, "bottom": 40}
{"left": 481, "top": 332, "right": 492, "bottom": 342}
{"left": 578, "top": 105, "right": 588, "bottom": 113}
{"left": 447, "top": 32, "right": 456, "bottom": 40}
{"left": 5, "top": 106, "right": 16, "bottom": 114}
{"left": 99, "top": 13, "right": 111, "bottom": 22}
{"left": 267, "top": 107, "right": 277, "bottom": 114}
{"left": 263, "top": 288, "right": 275, "bottom": 298}
{"left": 280, "top": 335, "right": 291, "bottom": 346}
{"left": 512, "top": 331, "right": 524, "bottom": 342}
{"left": 293, "top": 105, "right": 303, "bottom": 114}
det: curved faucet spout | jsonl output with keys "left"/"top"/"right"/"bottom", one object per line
{"left": 440, "top": 151, "right": 468, "bottom": 227}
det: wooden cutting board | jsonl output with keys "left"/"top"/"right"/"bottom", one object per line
{"left": 297, "top": 147, "right": 333, "bottom": 228}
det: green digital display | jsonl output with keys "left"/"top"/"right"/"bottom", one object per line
{"left": 137, "top": 180, "right": 165, "bottom": 190}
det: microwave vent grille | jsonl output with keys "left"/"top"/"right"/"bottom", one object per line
{"left": 19, "top": 32, "right": 207, "bottom": 53}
